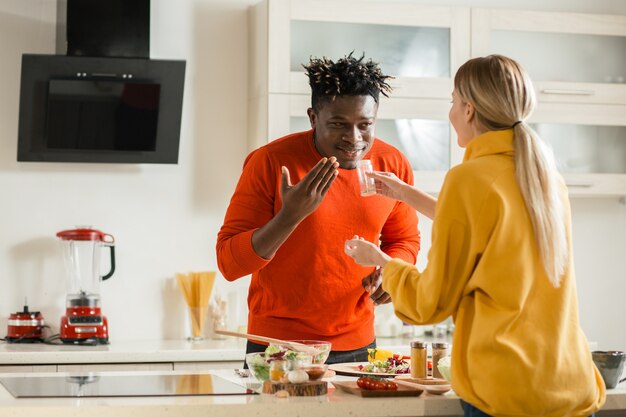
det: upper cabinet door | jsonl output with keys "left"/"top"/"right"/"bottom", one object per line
{"left": 471, "top": 9, "right": 626, "bottom": 196}
{"left": 260, "top": 0, "right": 470, "bottom": 99}
{"left": 471, "top": 9, "right": 626, "bottom": 108}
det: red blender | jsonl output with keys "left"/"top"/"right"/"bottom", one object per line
{"left": 57, "top": 227, "right": 115, "bottom": 344}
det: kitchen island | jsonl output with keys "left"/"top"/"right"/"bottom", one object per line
{"left": 1, "top": 340, "right": 621, "bottom": 416}
{"left": 0, "top": 369, "right": 459, "bottom": 417}
{"left": 0, "top": 369, "right": 625, "bottom": 417}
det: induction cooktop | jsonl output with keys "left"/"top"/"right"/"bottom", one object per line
{"left": 0, "top": 373, "right": 256, "bottom": 398}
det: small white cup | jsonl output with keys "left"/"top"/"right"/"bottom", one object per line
{"left": 357, "top": 159, "right": 376, "bottom": 196}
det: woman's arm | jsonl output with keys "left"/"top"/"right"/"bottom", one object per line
{"left": 370, "top": 171, "right": 437, "bottom": 219}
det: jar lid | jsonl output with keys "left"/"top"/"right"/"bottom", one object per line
{"left": 432, "top": 342, "right": 449, "bottom": 349}
{"left": 57, "top": 227, "right": 114, "bottom": 242}
{"left": 411, "top": 340, "right": 426, "bottom": 348}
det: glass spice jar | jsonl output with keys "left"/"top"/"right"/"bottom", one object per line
{"left": 269, "top": 359, "right": 286, "bottom": 382}
{"left": 432, "top": 342, "right": 450, "bottom": 379}
{"left": 410, "top": 340, "right": 427, "bottom": 378}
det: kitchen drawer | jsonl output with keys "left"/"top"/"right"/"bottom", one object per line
{"left": 0, "top": 365, "right": 56, "bottom": 373}
{"left": 57, "top": 363, "right": 174, "bottom": 372}
{"left": 173, "top": 361, "right": 241, "bottom": 371}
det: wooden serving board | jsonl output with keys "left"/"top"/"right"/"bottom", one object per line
{"left": 332, "top": 381, "right": 423, "bottom": 397}
{"left": 262, "top": 380, "right": 327, "bottom": 396}
{"left": 394, "top": 377, "right": 451, "bottom": 395}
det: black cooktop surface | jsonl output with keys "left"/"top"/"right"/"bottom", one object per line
{"left": 0, "top": 373, "right": 256, "bottom": 398}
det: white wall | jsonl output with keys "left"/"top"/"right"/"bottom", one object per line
{"left": 0, "top": 0, "right": 256, "bottom": 342}
{"left": 0, "top": 0, "right": 624, "bottom": 350}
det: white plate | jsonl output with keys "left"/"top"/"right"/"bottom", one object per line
{"left": 328, "top": 362, "right": 410, "bottom": 378}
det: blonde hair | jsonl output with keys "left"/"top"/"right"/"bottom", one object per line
{"left": 454, "top": 55, "right": 567, "bottom": 287}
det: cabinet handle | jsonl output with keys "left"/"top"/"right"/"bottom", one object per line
{"left": 541, "top": 89, "right": 595, "bottom": 96}
{"left": 565, "top": 182, "right": 593, "bottom": 188}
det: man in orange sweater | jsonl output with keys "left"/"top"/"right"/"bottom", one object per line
{"left": 216, "top": 53, "right": 420, "bottom": 364}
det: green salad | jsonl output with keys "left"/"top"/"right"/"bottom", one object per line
{"left": 358, "top": 357, "right": 410, "bottom": 374}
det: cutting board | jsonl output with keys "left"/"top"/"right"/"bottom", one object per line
{"left": 332, "top": 380, "right": 423, "bottom": 397}
{"left": 394, "top": 377, "right": 452, "bottom": 395}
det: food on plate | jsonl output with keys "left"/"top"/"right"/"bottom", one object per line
{"left": 359, "top": 355, "right": 411, "bottom": 374}
{"left": 367, "top": 348, "right": 410, "bottom": 362}
{"left": 356, "top": 377, "right": 398, "bottom": 391}
{"left": 367, "top": 348, "right": 394, "bottom": 362}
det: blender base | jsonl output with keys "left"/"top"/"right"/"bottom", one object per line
{"left": 60, "top": 308, "right": 109, "bottom": 345}
{"left": 5, "top": 336, "right": 43, "bottom": 343}
{"left": 60, "top": 337, "right": 109, "bottom": 345}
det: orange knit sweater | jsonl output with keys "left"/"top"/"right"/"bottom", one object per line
{"left": 216, "top": 130, "right": 419, "bottom": 350}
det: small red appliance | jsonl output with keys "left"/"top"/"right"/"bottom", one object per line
{"left": 6, "top": 303, "right": 45, "bottom": 343}
{"left": 57, "top": 227, "right": 115, "bottom": 345}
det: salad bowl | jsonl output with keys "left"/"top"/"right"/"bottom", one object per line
{"left": 270, "top": 340, "right": 331, "bottom": 364}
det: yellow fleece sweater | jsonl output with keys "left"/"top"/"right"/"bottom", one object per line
{"left": 383, "top": 130, "right": 605, "bottom": 417}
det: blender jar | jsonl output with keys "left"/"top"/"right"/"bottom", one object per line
{"left": 57, "top": 227, "right": 115, "bottom": 309}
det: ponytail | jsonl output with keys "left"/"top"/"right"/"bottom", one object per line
{"left": 513, "top": 123, "right": 568, "bottom": 287}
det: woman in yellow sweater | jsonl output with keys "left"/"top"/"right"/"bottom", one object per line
{"left": 345, "top": 55, "right": 605, "bottom": 417}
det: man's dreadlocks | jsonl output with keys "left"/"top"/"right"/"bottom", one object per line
{"left": 303, "top": 52, "right": 393, "bottom": 111}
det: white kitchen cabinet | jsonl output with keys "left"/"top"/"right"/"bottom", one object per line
{"left": 0, "top": 340, "right": 247, "bottom": 373}
{"left": 57, "top": 363, "right": 174, "bottom": 372}
{"left": 173, "top": 361, "right": 241, "bottom": 371}
{"left": 249, "top": 0, "right": 470, "bottom": 193}
{"left": 249, "top": 1, "right": 626, "bottom": 196}
{"left": 471, "top": 9, "right": 626, "bottom": 196}
{"left": 250, "top": 0, "right": 470, "bottom": 99}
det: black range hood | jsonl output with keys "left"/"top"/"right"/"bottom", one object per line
{"left": 63, "top": 0, "right": 150, "bottom": 58}
{"left": 17, "top": 0, "right": 186, "bottom": 164}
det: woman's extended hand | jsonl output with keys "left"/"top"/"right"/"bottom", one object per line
{"left": 369, "top": 171, "right": 408, "bottom": 202}
{"left": 369, "top": 171, "right": 437, "bottom": 220}
{"left": 344, "top": 235, "right": 391, "bottom": 267}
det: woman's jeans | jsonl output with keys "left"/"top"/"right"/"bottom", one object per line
{"left": 461, "top": 400, "right": 595, "bottom": 417}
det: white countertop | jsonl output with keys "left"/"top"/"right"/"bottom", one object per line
{"left": 0, "top": 337, "right": 417, "bottom": 365}
{"left": 0, "top": 339, "right": 247, "bottom": 365}
{"left": 0, "top": 369, "right": 465, "bottom": 417}
{"left": 0, "top": 369, "right": 624, "bottom": 417}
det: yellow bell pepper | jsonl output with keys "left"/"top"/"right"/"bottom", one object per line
{"left": 367, "top": 348, "right": 394, "bottom": 362}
